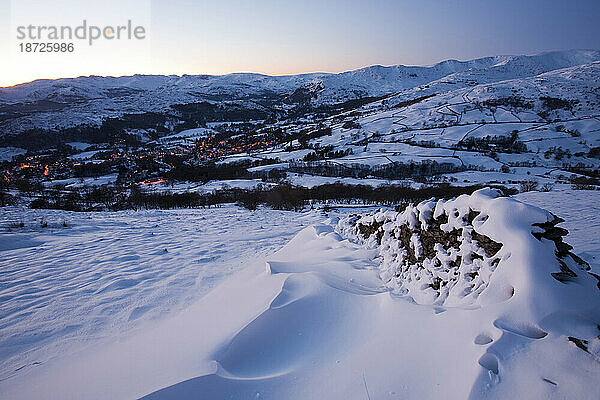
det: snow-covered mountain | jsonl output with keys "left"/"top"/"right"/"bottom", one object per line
{"left": 1, "top": 49, "right": 599, "bottom": 134}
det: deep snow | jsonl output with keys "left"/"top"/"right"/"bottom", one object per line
{"left": 0, "top": 189, "right": 599, "bottom": 399}
{"left": 0, "top": 206, "right": 325, "bottom": 382}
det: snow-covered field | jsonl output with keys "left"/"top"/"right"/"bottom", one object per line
{"left": 0, "top": 206, "right": 326, "bottom": 383}
{"left": 0, "top": 189, "right": 599, "bottom": 399}
{"left": 515, "top": 189, "right": 600, "bottom": 269}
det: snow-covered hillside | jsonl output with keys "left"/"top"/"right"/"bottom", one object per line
{"left": 1, "top": 189, "right": 599, "bottom": 399}
{"left": 1, "top": 49, "right": 598, "bottom": 133}
{"left": 346, "top": 63, "right": 596, "bottom": 167}
{"left": 213, "top": 59, "right": 600, "bottom": 189}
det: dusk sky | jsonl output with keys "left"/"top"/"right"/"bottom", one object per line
{"left": 2, "top": 0, "right": 600, "bottom": 86}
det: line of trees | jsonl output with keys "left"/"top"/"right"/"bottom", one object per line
{"left": 28, "top": 182, "right": 515, "bottom": 212}
{"left": 288, "top": 160, "right": 465, "bottom": 179}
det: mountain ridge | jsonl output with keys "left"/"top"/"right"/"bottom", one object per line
{"left": 4, "top": 49, "right": 599, "bottom": 90}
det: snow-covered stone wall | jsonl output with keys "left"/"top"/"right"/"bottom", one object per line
{"left": 337, "top": 188, "right": 596, "bottom": 310}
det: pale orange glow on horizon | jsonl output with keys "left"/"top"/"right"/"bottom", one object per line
{"left": 0, "top": 62, "right": 397, "bottom": 88}
{"left": 1, "top": 0, "right": 599, "bottom": 88}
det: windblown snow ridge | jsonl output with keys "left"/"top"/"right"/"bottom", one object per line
{"left": 337, "top": 188, "right": 597, "bottom": 311}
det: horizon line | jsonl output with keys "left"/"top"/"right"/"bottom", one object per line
{"left": 2, "top": 48, "right": 597, "bottom": 89}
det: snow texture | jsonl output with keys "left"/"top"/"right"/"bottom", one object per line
{"left": 1, "top": 190, "right": 599, "bottom": 399}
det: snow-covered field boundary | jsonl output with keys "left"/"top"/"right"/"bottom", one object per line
{"left": 336, "top": 188, "right": 598, "bottom": 309}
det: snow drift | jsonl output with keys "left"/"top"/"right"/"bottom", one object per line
{"left": 139, "top": 189, "right": 600, "bottom": 399}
